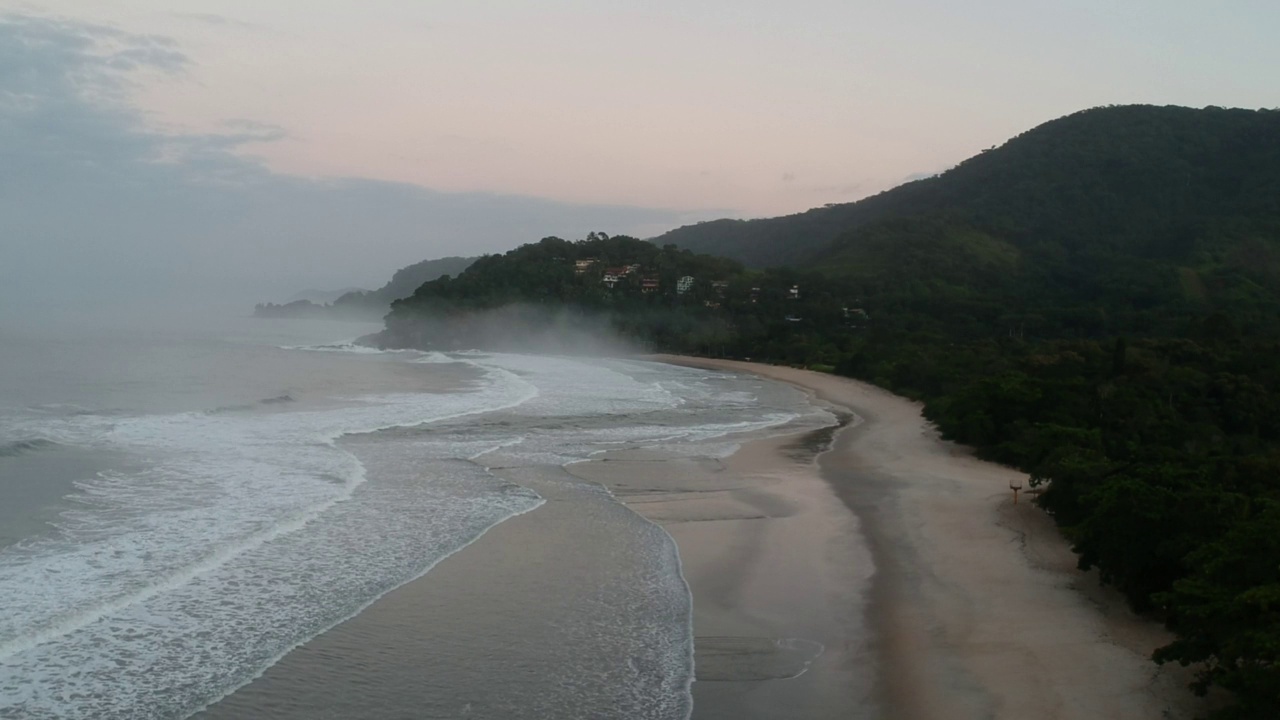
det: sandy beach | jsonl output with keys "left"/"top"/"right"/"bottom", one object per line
{"left": 656, "top": 356, "right": 1205, "bottom": 719}
{"left": 191, "top": 354, "right": 1207, "bottom": 719}
{"left": 194, "top": 358, "right": 877, "bottom": 720}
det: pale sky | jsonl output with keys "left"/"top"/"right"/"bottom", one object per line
{"left": 1, "top": 1, "right": 1277, "bottom": 309}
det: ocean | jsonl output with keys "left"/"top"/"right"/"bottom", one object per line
{"left": 0, "top": 314, "right": 830, "bottom": 719}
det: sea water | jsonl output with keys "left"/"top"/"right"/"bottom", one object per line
{"left": 0, "top": 314, "right": 826, "bottom": 719}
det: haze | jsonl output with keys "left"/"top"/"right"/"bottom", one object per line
{"left": 2, "top": 1, "right": 1277, "bottom": 313}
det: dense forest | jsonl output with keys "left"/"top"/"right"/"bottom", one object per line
{"left": 380, "top": 105, "right": 1280, "bottom": 718}
{"left": 381, "top": 234, "right": 749, "bottom": 351}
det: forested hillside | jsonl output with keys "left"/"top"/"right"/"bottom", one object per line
{"left": 381, "top": 106, "right": 1280, "bottom": 718}
{"left": 656, "top": 105, "right": 1280, "bottom": 276}
{"left": 380, "top": 234, "right": 750, "bottom": 350}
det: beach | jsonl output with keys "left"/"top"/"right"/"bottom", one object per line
{"left": 36, "top": 343, "right": 1208, "bottom": 719}
{"left": 191, "top": 355, "right": 869, "bottom": 720}
{"left": 657, "top": 356, "right": 1204, "bottom": 719}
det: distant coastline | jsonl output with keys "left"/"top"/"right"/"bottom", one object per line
{"left": 252, "top": 255, "right": 477, "bottom": 322}
{"left": 251, "top": 300, "right": 384, "bottom": 321}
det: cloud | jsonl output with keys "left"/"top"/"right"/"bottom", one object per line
{"left": 0, "top": 14, "right": 708, "bottom": 313}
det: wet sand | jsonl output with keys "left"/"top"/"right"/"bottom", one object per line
{"left": 656, "top": 356, "right": 1205, "bottom": 720}
{"left": 570, "top": 421, "right": 877, "bottom": 718}
{"left": 195, "top": 460, "right": 697, "bottom": 720}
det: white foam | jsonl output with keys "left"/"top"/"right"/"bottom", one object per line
{"left": 0, "top": 365, "right": 538, "bottom": 662}
{"left": 476, "top": 353, "right": 680, "bottom": 418}
{"left": 0, "top": 352, "right": 820, "bottom": 720}
{"left": 0, "top": 458, "right": 543, "bottom": 719}
{"left": 277, "top": 342, "right": 405, "bottom": 354}
{"left": 410, "top": 351, "right": 462, "bottom": 364}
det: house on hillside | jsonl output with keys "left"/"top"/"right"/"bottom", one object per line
{"left": 788, "top": 285, "right": 801, "bottom": 300}
{"left": 574, "top": 258, "right": 598, "bottom": 274}
{"left": 602, "top": 268, "right": 625, "bottom": 288}
{"left": 676, "top": 276, "right": 694, "bottom": 294}
{"left": 641, "top": 276, "right": 660, "bottom": 293}
{"left": 711, "top": 280, "right": 729, "bottom": 296}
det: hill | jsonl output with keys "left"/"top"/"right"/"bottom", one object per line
{"left": 254, "top": 255, "right": 476, "bottom": 319}
{"left": 333, "top": 255, "right": 476, "bottom": 311}
{"left": 379, "top": 234, "right": 748, "bottom": 351}
{"left": 655, "top": 105, "right": 1280, "bottom": 279}
{"left": 652, "top": 104, "right": 1280, "bottom": 350}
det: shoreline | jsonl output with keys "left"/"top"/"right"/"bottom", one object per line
{"left": 653, "top": 355, "right": 1204, "bottom": 719}
{"left": 194, "top": 358, "right": 872, "bottom": 719}
{"left": 189, "top": 352, "right": 1206, "bottom": 718}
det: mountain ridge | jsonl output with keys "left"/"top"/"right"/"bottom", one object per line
{"left": 654, "top": 105, "right": 1280, "bottom": 275}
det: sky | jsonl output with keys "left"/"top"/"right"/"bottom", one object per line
{"left": 1, "top": 1, "right": 1278, "bottom": 310}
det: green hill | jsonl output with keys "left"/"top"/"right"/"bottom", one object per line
{"left": 655, "top": 105, "right": 1280, "bottom": 345}
{"left": 380, "top": 234, "right": 747, "bottom": 351}
{"left": 657, "top": 105, "right": 1280, "bottom": 279}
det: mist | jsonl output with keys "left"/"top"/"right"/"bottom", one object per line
{"left": 374, "top": 303, "right": 645, "bottom": 358}
{"left": 0, "top": 14, "right": 713, "bottom": 318}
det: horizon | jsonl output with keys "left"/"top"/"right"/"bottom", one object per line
{"left": 1, "top": 2, "right": 1277, "bottom": 309}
